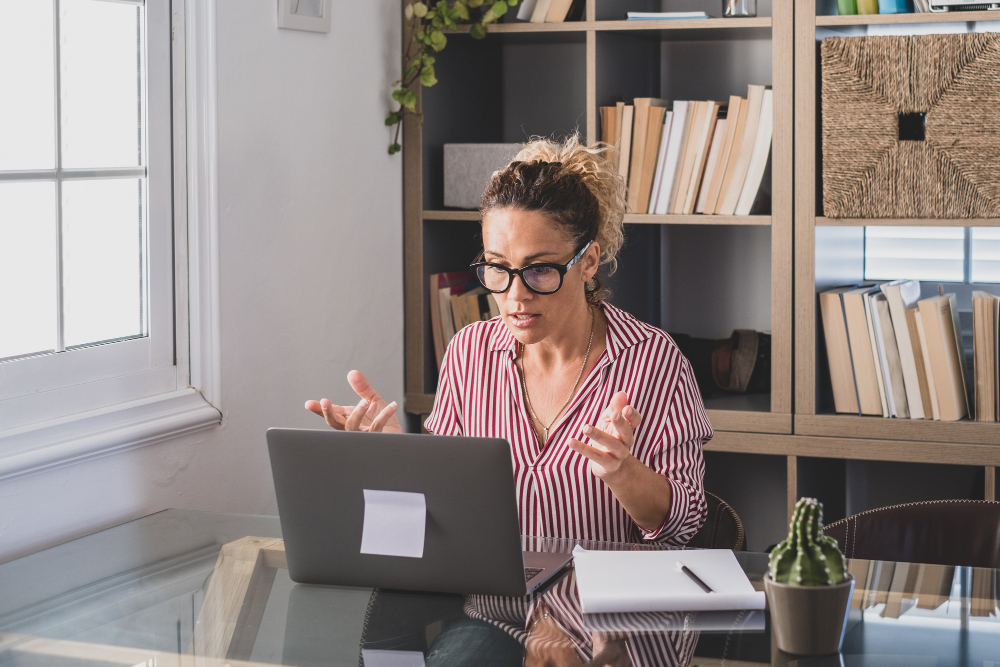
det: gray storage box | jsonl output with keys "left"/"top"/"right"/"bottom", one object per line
{"left": 444, "top": 143, "right": 523, "bottom": 209}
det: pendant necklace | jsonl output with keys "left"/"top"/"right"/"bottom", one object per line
{"left": 519, "top": 307, "right": 595, "bottom": 445}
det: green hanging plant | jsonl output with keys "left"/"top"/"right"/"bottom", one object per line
{"left": 387, "top": 0, "right": 520, "bottom": 155}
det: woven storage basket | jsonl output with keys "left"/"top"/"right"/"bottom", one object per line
{"left": 821, "top": 33, "right": 1000, "bottom": 218}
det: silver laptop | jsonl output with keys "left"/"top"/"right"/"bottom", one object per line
{"left": 266, "top": 428, "right": 572, "bottom": 597}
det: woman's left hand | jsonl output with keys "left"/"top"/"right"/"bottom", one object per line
{"left": 567, "top": 390, "right": 642, "bottom": 482}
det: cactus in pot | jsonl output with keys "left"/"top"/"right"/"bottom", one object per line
{"left": 769, "top": 497, "right": 847, "bottom": 586}
{"left": 764, "top": 497, "right": 854, "bottom": 656}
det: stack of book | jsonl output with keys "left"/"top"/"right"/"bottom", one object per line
{"left": 819, "top": 281, "right": 1000, "bottom": 421}
{"left": 599, "top": 85, "right": 773, "bottom": 217}
{"left": 515, "top": 0, "right": 582, "bottom": 23}
{"left": 429, "top": 271, "right": 500, "bottom": 369}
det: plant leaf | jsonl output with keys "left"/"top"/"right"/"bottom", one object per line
{"left": 429, "top": 30, "right": 447, "bottom": 51}
{"left": 420, "top": 65, "right": 438, "bottom": 87}
{"left": 404, "top": 3, "right": 414, "bottom": 19}
{"left": 469, "top": 21, "right": 486, "bottom": 38}
{"left": 412, "top": 1, "right": 428, "bottom": 17}
{"left": 402, "top": 90, "right": 418, "bottom": 110}
{"left": 490, "top": 1, "right": 508, "bottom": 16}
{"left": 389, "top": 142, "right": 402, "bottom": 155}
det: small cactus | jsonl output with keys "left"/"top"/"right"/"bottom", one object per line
{"left": 768, "top": 498, "right": 847, "bottom": 586}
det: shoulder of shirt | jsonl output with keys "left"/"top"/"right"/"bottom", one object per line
{"left": 443, "top": 317, "right": 503, "bottom": 359}
{"left": 604, "top": 303, "right": 683, "bottom": 361}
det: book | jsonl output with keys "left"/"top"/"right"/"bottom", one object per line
{"left": 819, "top": 286, "right": 861, "bottom": 414}
{"left": 914, "top": 311, "right": 942, "bottom": 420}
{"left": 881, "top": 562, "right": 920, "bottom": 619}
{"left": 600, "top": 104, "right": 620, "bottom": 165}
{"left": 918, "top": 294, "right": 969, "bottom": 422}
{"left": 516, "top": 0, "right": 538, "bottom": 20}
{"left": 648, "top": 111, "right": 674, "bottom": 213}
{"left": 572, "top": 546, "right": 765, "bottom": 613}
{"left": 872, "top": 292, "right": 910, "bottom": 419}
{"left": 713, "top": 92, "right": 751, "bottom": 215}
{"left": 627, "top": 98, "right": 670, "bottom": 212}
{"left": 672, "top": 101, "right": 708, "bottom": 215}
{"left": 703, "top": 96, "right": 742, "bottom": 215}
{"left": 905, "top": 306, "right": 936, "bottom": 420}
{"left": 618, "top": 105, "right": 634, "bottom": 189}
{"left": 880, "top": 280, "right": 925, "bottom": 419}
{"left": 913, "top": 563, "right": 956, "bottom": 610}
{"left": 972, "top": 290, "right": 1000, "bottom": 421}
{"left": 429, "top": 271, "right": 475, "bottom": 369}
{"left": 636, "top": 104, "right": 668, "bottom": 213}
{"left": 544, "top": 0, "right": 574, "bottom": 22}
{"left": 695, "top": 118, "right": 727, "bottom": 214}
{"left": 842, "top": 284, "right": 885, "bottom": 416}
{"left": 863, "top": 289, "right": 890, "bottom": 418}
{"left": 626, "top": 11, "right": 709, "bottom": 19}
{"left": 681, "top": 101, "right": 721, "bottom": 215}
{"left": 651, "top": 101, "right": 690, "bottom": 215}
{"left": 734, "top": 89, "right": 773, "bottom": 216}
{"left": 717, "top": 84, "right": 766, "bottom": 216}
{"left": 530, "top": 0, "right": 552, "bottom": 22}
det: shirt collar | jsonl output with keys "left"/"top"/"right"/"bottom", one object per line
{"left": 488, "top": 302, "right": 652, "bottom": 361}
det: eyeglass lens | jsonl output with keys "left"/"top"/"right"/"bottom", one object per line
{"left": 477, "top": 264, "right": 562, "bottom": 294}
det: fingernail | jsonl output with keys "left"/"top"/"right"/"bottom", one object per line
{"left": 388, "top": 401, "right": 397, "bottom": 409}
{"left": 624, "top": 406, "right": 631, "bottom": 417}
{"left": 582, "top": 424, "right": 593, "bottom": 435}
{"left": 360, "top": 399, "right": 369, "bottom": 408}
{"left": 613, "top": 413, "right": 621, "bottom": 422}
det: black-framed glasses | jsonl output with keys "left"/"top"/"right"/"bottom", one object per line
{"left": 470, "top": 241, "right": 592, "bottom": 295}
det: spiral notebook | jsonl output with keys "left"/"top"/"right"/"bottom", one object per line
{"left": 572, "top": 546, "right": 766, "bottom": 614}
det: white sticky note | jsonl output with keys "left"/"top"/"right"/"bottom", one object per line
{"left": 360, "top": 489, "right": 426, "bottom": 558}
{"left": 362, "top": 649, "right": 426, "bottom": 667}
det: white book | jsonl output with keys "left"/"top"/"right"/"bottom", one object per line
{"left": 530, "top": 0, "right": 552, "bottom": 22}
{"left": 916, "top": 314, "right": 941, "bottom": 420}
{"left": 647, "top": 111, "right": 673, "bottom": 214}
{"left": 573, "top": 546, "right": 766, "bottom": 614}
{"left": 516, "top": 0, "right": 538, "bottom": 20}
{"left": 880, "top": 279, "right": 925, "bottom": 419}
{"left": 696, "top": 119, "right": 727, "bottom": 214}
{"left": 626, "top": 11, "right": 709, "bottom": 19}
{"left": 863, "top": 287, "right": 890, "bottom": 418}
{"left": 652, "top": 101, "right": 689, "bottom": 215}
{"left": 734, "top": 89, "right": 773, "bottom": 215}
{"left": 682, "top": 102, "right": 719, "bottom": 214}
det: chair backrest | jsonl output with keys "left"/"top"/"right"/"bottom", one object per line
{"left": 687, "top": 491, "right": 746, "bottom": 551}
{"left": 822, "top": 499, "right": 1000, "bottom": 569}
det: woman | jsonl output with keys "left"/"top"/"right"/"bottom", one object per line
{"left": 306, "top": 135, "right": 712, "bottom": 547}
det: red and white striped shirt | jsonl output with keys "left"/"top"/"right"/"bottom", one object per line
{"left": 425, "top": 302, "right": 712, "bottom": 546}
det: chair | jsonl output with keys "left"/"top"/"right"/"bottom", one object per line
{"left": 688, "top": 492, "right": 746, "bottom": 551}
{"left": 822, "top": 499, "right": 1000, "bottom": 569}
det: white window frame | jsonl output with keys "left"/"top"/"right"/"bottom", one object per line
{"left": 0, "top": 0, "right": 222, "bottom": 481}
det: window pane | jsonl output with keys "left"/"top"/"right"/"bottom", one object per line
{"left": 971, "top": 227, "right": 1000, "bottom": 284}
{"left": 0, "top": 1, "right": 55, "bottom": 170}
{"left": 864, "top": 226, "right": 965, "bottom": 282}
{"left": 60, "top": 0, "right": 142, "bottom": 169}
{"left": 0, "top": 182, "right": 57, "bottom": 360}
{"left": 62, "top": 179, "right": 146, "bottom": 348}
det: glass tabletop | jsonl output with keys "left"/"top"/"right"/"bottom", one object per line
{"left": 0, "top": 509, "right": 996, "bottom": 666}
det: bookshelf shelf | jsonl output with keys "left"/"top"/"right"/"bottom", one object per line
{"left": 816, "top": 217, "right": 1000, "bottom": 227}
{"left": 423, "top": 210, "right": 772, "bottom": 226}
{"left": 444, "top": 17, "right": 773, "bottom": 35}
{"left": 816, "top": 10, "right": 1000, "bottom": 27}
{"left": 796, "top": 414, "right": 1000, "bottom": 447}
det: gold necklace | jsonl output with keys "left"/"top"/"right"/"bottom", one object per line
{"left": 519, "top": 308, "right": 595, "bottom": 444}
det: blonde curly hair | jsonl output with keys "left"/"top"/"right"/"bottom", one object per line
{"left": 479, "top": 135, "right": 626, "bottom": 304}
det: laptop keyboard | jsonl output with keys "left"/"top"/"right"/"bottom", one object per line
{"left": 524, "top": 567, "right": 544, "bottom": 582}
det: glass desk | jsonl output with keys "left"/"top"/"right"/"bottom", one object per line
{"left": 0, "top": 509, "right": 996, "bottom": 666}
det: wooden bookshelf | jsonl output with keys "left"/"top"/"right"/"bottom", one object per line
{"left": 402, "top": 1, "right": 998, "bottom": 539}
{"left": 794, "top": 2, "right": 999, "bottom": 515}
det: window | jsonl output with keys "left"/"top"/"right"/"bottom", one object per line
{"left": 864, "top": 227, "right": 1000, "bottom": 285}
{"left": 0, "top": 0, "right": 220, "bottom": 477}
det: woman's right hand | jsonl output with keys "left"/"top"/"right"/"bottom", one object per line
{"left": 304, "top": 370, "right": 402, "bottom": 433}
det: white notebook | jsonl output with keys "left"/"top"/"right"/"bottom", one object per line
{"left": 572, "top": 546, "right": 766, "bottom": 613}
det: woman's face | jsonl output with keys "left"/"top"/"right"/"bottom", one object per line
{"left": 480, "top": 207, "right": 600, "bottom": 347}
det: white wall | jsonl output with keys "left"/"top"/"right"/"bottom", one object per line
{"left": 0, "top": 0, "right": 403, "bottom": 563}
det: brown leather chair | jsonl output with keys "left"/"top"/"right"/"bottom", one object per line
{"left": 822, "top": 499, "right": 1000, "bottom": 569}
{"left": 688, "top": 491, "right": 746, "bottom": 551}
